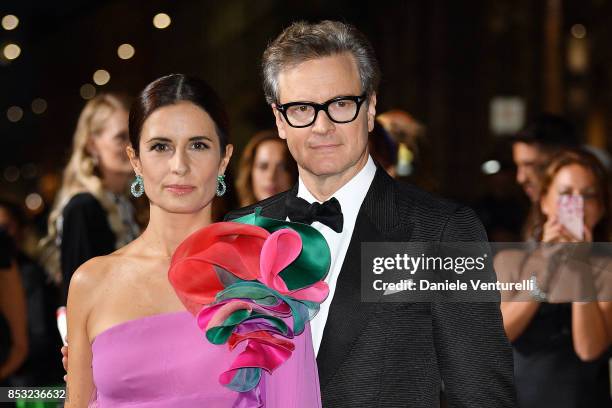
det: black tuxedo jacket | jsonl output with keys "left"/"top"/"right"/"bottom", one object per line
{"left": 226, "top": 167, "right": 517, "bottom": 407}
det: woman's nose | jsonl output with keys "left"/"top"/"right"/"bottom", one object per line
{"left": 170, "top": 150, "right": 189, "bottom": 175}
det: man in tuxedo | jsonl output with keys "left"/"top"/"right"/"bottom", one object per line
{"left": 226, "top": 20, "right": 517, "bottom": 407}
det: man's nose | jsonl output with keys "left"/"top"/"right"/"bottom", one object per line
{"left": 516, "top": 167, "right": 526, "bottom": 184}
{"left": 311, "top": 110, "right": 335, "bottom": 135}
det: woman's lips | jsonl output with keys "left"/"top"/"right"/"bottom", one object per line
{"left": 165, "top": 185, "right": 195, "bottom": 195}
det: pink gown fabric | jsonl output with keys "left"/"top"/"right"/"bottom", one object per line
{"left": 89, "top": 311, "right": 321, "bottom": 407}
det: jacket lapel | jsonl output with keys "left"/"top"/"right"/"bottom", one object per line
{"left": 316, "top": 167, "right": 407, "bottom": 389}
{"left": 259, "top": 184, "right": 297, "bottom": 220}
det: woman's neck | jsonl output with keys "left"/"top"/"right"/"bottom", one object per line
{"left": 139, "top": 204, "right": 213, "bottom": 258}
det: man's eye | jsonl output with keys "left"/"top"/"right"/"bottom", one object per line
{"left": 151, "top": 143, "right": 168, "bottom": 152}
{"left": 298, "top": 105, "right": 309, "bottom": 112}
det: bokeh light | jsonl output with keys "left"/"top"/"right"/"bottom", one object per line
{"left": 4, "top": 166, "right": 20, "bottom": 182}
{"left": 80, "top": 84, "right": 96, "bottom": 100}
{"left": 7, "top": 106, "right": 23, "bottom": 122}
{"left": 1, "top": 15, "right": 19, "bottom": 31}
{"left": 31, "top": 98, "right": 47, "bottom": 114}
{"left": 571, "top": 24, "right": 587, "bottom": 39}
{"left": 3, "top": 43, "right": 21, "bottom": 60}
{"left": 117, "top": 43, "right": 135, "bottom": 59}
{"left": 153, "top": 13, "right": 171, "bottom": 29}
{"left": 481, "top": 160, "right": 501, "bottom": 175}
{"left": 25, "top": 193, "right": 43, "bottom": 212}
{"left": 93, "top": 69, "right": 110, "bottom": 85}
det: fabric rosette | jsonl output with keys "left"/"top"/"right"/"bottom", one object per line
{"left": 168, "top": 208, "right": 330, "bottom": 394}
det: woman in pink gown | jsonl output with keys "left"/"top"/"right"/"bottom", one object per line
{"left": 90, "top": 312, "right": 321, "bottom": 407}
{"left": 65, "top": 74, "right": 325, "bottom": 407}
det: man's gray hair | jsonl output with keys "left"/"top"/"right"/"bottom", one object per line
{"left": 262, "top": 20, "right": 381, "bottom": 104}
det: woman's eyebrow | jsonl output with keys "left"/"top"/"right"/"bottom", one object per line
{"left": 188, "top": 136, "right": 213, "bottom": 142}
{"left": 145, "top": 136, "right": 172, "bottom": 143}
{"left": 144, "top": 136, "right": 213, "bottom": 143}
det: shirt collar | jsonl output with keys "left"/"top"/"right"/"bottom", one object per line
{"left": 297, "top": 155, "right": 377, "bottom": 223}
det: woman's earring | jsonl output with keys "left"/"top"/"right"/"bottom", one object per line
{"left": 216, "top": 174, "right": 227, "bottom": 197}
{"left": 131, "top": 175, "right": 144, "bottom": 198}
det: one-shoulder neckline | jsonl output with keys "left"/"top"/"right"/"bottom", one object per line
{"left": 91, "top": 310, "right": 191, "bottom": 346}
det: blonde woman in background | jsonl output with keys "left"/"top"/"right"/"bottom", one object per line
{"left": 41, "top": 93, "right": 140, "bottom": 302}
{"left": 234, "top": 130, "right": 297, "bottom": 206}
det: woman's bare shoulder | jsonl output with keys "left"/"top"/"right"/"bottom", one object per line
{"left": 70, "top": 238, "right": 143, "bottom": 287}
{"left": 68, "top": 253, "right": 126, "bottom": 306}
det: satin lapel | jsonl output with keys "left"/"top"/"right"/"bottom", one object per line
{"left": 316, "top": 167, "right": 404, "bottom": 389}
{"left": 316, "top": 211, "right": 385, "bottom": 388}
{"left": 259, "top": 183, "right": 297, "bottom": 220}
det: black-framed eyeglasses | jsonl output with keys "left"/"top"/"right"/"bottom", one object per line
{"left": 275, "top": 93, "right": 367, "bottom": 128}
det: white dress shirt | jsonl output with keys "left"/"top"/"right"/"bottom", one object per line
{"left": 293, "top": 155, "right": 377, "bottom": 355}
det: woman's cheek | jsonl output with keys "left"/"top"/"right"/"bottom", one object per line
{"left": 585, "top": 202, "right": 603, "bottom": 230}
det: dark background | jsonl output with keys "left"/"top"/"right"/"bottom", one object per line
{"left": 1, "top": 0, "right": 611, "bottom": 216}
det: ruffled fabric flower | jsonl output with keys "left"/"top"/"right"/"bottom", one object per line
{"left": 168, "top": 208, "right": 330, "bottom": 397}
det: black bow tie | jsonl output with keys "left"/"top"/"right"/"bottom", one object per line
{"left": 286, "top": 194, "right": 344, "bottom": 233}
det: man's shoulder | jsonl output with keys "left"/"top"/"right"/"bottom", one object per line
{"left": 224, "top": 190, "right": 290, "bottom": 221}
{"left": 386, "top": 178, "right": 485, "bottom": 240}
{"left": 392, "top": 179, "right": 461, "bottom": 218}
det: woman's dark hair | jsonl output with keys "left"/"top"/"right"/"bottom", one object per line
{"left": 129, "top": 74, "right": 229, "bottom": 154}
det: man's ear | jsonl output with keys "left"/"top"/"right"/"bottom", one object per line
{"left": 367, "top": 93, "right": 377, "bottom": 133}
{"left": 126, "top": 145, "right": 142, "bottom": 175}
{"left": 272, "top": 104, "right": 287, "bottom": 140}
{"left": 219, "top": 144, "right": 234, "bottom": 175}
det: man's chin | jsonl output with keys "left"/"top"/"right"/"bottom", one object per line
{"left": 524, "top": 187, "right": 539, "bottom": 202}
{"left": 303, "top": 162, "right": 344, "bottom": 177}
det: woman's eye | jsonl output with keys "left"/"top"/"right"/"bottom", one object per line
{"left": 192, "top": 141, "right": 209, "bottom": 150}
{"left": 151, "top": 143, "right": 168, "bottom": 152}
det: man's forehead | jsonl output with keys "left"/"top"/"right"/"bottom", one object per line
{"left": 513, "top": 142, "right": 544, "bottom": 157}
{"left": 277, "top": 53, "right": 361, "bottom": 102}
